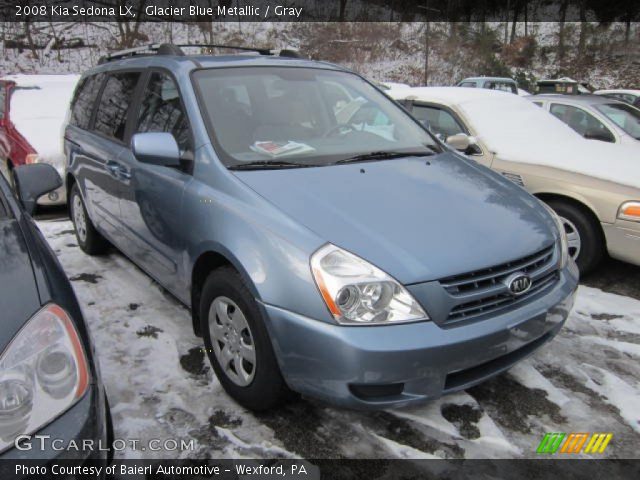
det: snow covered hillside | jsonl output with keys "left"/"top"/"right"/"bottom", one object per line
{"left": 1, "top": 21, "right": 638, "bottom": 89}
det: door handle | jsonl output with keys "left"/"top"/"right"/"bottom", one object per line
{"left": 105, "top": 161, "right": 130, "bottom": 180}
{"left": 104, "top": 162, "right": 120, "bottom": 177}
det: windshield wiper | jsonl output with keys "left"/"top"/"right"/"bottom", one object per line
{"left": 228, "top": 160, "right": 318, "bottom": 170}
{"left": 335, "top": 150, "right": 436, "bottom": 165}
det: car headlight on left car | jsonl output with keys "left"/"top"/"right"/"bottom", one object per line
{"left": 311, "top": 244, "right": 428, "bottom": 325}
{"left": 542, "top": 203, "right": 569, "bottom": 269}
{"left": 0, "top": 304, "right": 89, "bottom": 453}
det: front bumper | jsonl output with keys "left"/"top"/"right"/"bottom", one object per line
{"left": 603, "top": 219, "right": 640, "bottom": 267}
{"left": 0, "top": 384, "right": 109, "bottom": 478}
{"left": 263, "top": 262, "right": 578, "bottom": 409}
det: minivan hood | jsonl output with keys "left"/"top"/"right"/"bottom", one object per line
{"left": 235, "top": 154, "right": 555, "bottom": 284}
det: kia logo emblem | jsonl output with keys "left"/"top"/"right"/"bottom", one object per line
{"left": 504, "top": 272, "right": 532, "bottom": 296}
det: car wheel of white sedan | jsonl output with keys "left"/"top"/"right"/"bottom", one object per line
{"left": 546, "top": 200, "right": 604, "bottom": 274}
{"left": 559, "top": 215, "right": 581, "bottom": 260}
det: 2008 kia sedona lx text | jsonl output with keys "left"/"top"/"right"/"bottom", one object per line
{"left": 65, "top": 44, "right": 578, "bottom": 410}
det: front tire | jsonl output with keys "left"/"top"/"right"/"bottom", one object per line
{"left": 200, "top": 266, "right": 291, "bottom": 411}
{"left": 546, "top": 200, "right": 604, "bottom": 274}
{"left": 70, "top": 183, "right": 109, "bottom": 255}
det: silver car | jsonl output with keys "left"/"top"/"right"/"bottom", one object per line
{"left": 530, "top": 94, "right": 640, "bottom": 147}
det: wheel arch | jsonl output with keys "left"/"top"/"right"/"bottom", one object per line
{"left": 190, "top": 246, "right": 261, "bottom": 337}
{"left": 534, "top": 192, "right": 607, "bottom": 247}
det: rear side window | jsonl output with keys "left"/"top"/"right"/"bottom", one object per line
{"left": 70, "top": 74, "right": 104, "bottom": 129}
{"left": 550, "top": 103, "right": 615, "bottom": 142}
{"left": 485, "top": 81, "right": 516, "bottom": 94}
{"left": 459, "top": 82, "right": 476, "bottom": 88}
{"left": 94, "top": 72, "right": 140, "bottom": 142}
{"left": 135, "top": 72, "right": 192, "bottom": 153}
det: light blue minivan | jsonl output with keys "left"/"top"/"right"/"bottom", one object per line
{"left": 65, "top": 44, "right": 578, "bottom": 410}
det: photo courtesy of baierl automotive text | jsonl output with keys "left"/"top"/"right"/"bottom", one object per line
{"left": 0, "top": 0, "right": 638, "bottom": 479}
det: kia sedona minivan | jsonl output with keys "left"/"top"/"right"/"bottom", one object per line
{"left": 65, "top": 44, "right": 578, "bottom": 410}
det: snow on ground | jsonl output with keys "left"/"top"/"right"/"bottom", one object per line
{"left": 38, "top": 219, "right": 640, "bottom": 459}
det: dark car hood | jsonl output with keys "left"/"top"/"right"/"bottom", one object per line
{"left": 235, "top": 154, "right": 555, "bottom": 284}
{"left": 0, "top": 219, "right": 41, "bottom": 348}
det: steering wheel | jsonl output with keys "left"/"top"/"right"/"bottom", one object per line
{"left": 323, "top": 124, "right": 355, "bottom": 138}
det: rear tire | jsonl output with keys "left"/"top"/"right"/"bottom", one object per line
{"left": 70, "top": 183, "right": 109, "bottom": 255}
{"left": 200, "top": 266, "right": 291, "bottom": 411}
{"left": 546, "top": 200, "right": 604, "bottom": 274}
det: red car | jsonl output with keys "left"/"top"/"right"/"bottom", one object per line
{"left": 0, "top": 75, "right": 79, "bottom": 205}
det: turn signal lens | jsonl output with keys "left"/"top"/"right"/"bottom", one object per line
{"left": 619, "top": 202, "right": 640, "bottom": 222}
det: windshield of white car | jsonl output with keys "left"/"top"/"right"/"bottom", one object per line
{"left": 595, "top": 103, "right": 640, "bottom": 140}
{"left": 192, "top": 67, "right": 440, "bottom": 168}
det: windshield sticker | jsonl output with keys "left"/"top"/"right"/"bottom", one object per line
{"left": 250, "top": 141, "right": 316, "bottom": 158}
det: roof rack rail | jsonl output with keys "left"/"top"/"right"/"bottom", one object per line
{"left": 173, "top": 44, "right": 273, "bottom": 55}
{"left": 98, "top": 43, "right": 303, "bottom": 64}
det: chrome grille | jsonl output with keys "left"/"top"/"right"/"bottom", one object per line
{"left": 441, "top": 245, "right": 558, "bottom": 322}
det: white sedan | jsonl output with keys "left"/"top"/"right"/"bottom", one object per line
{"left": 389, "top": 87, "right": 640, "bottom": 273}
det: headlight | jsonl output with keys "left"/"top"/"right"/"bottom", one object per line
{"left": 0, "top": 304, "right": 89, "bottom": 453}
{"left": 542, "top": 204, "right": 569, "bottom": 268}
{"left": 25, "top": 154, "right": 40, "bottom": 164}
{"left": 310, "top": 244, "right": 428, "bottom": 325}
{"left": 618, "top": 201, "right": 640, "bottom": 223}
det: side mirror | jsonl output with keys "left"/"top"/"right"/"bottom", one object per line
{"left": 446, "top": 133, "right": 475, "bottom": 152}
{"left": 131, "top": 132, "right": 180, "bottom": 167}
{"left": 13, "top": 164, "right": 62, "bottom": 215}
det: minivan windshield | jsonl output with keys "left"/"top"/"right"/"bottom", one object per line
{"left": 595, "top": 103, "right": 640, "bottom": 140}
{"left": 192, "top": 67, "right": 439, "bottom": 168}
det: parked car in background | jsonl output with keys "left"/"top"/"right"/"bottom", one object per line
{"left": 534, "top": 78, "right": 592, "bottom": 95}
{"left": 0, "top": 75, "right": 79, "bottom": 206}
{"left": 530, "top": 94, "right": 640, "bottom": 146}
{"left": 65, "top": 44, "right": 576, "bottom": 411}
{"left": 594, "top": 89, "right": 640, "bottom": 106}
{"left": 378, "top": 81, "right": 411, "bottom": 91}
{"left": 390, "top": 87, "right": 640, "bottom": 273}
{"left": 0, "top": 163, "right": 110, "bottom": 469}
{"left": 456, "top": 76, "right": 518, "bottom": 94}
